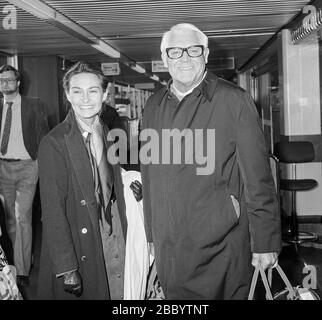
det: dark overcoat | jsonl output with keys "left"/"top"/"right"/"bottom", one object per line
{"left": 37, "top": 110, "right": 126, "bottom": 300}
{"left": 141, "top": 72, "right": 282, "bottom": 300}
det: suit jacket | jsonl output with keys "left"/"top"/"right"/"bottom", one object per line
{"left": 37, "top": 110, "right": 127, "bottom": 300}
{"left": 141, "top": 71, "right": 281, "bottom": 299}
{"left": 0, "top": 96, "right": 49, "bottom": 160}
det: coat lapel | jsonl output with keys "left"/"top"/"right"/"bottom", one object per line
{"left": 0, "top": 98, "right": 3, "bottom": 132}
{"left": 102, "top": 124, "right": 127, "bottom": 239}
{"left": 21, "top": 96, "right": 28, "bottom": 141}
{"left": 64, "top": 111, "right": 127, "bottom": 240}
{"left": 64, "top": 111, "right": 99, "bottom": 230}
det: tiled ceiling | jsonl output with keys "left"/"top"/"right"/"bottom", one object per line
{"left": 0, "top": 0, "right": 312, "bottom": 87}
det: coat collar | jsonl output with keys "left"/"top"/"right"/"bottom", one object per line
{"left": 158, "top": 70, "right": 219, "bottom": 104}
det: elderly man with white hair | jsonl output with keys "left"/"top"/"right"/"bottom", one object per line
{"left": 140, "top": 23, "right": 281, "bottom": 300}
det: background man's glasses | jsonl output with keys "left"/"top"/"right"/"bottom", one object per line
{"left": 166, "top": 45, "right": 204, "bottom": 59}
{"left": 0, "top": 78, "right": 17, "bottom": 85}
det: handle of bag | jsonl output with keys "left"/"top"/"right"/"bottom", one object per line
{"left": 248, "top": 264, "right": 274, "bottom": 300}
{"left": 248, "top": 263, "right": 296, "bottom": 300}
{"left": 267, "top": 264, "right": 297, "bottom": 299}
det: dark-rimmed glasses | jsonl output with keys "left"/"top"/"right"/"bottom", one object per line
{"left": 166, "top": 45, "right": 204, "bottom": 59}
{"left": 0, "top": 78, "right": 17, "bottom": 85}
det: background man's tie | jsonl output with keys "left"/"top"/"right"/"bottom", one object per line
{"left": 1, "top": 102, "right": 13, "bottom": 155}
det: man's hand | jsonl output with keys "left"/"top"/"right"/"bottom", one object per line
{"left": 63, "top": 271, "right": 82, "bottom": 297}
{"left": 130, "top": 180, "right": 143, "bottom": 202}
{"left": 252, "top": 252, "right": 278, "bottom": 270}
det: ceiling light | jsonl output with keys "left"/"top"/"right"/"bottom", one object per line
{"left": 150, "top": 75, "right": 160, "bottom": 81}
{"left": 208, "top": 32, "right": 275, "bottom": 39}
{"left": 8, "top": 0, "right": 54, "bottom": 20}
{"left": 91, "top": 40, "right": 120, "bottom": 59}
{"left": 130, "top": 64, "right": 146, "bottom": 74}
{"left": 8, "top": 0, "right": 120, "bottom": 58}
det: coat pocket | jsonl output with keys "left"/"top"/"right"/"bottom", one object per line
{"left": 230, "top": 195, "right": 240, "bottom": 219}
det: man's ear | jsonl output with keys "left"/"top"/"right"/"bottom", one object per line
{"left": 161, "top": 52, "right": 168, "bottom": 68}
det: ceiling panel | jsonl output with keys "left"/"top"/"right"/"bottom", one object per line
{"left": 0, "top": 1, "right": 98, "bottom": 56}
{"left": 0, "top": 0, "right": 312, "bottom": 86}
{"left": 44, "top": 0, "right": 310, "bottom": 72}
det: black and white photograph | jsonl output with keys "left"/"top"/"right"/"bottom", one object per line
{"left": 0, "top": 0, "right": 322, "bottom": 310}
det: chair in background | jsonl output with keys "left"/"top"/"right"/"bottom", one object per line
{"left": 274, "top": 141, "right": 318, "bottom": 245}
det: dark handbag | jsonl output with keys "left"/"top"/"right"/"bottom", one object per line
{"left": 248, "top": 264, "right": 320, "bottom": 300}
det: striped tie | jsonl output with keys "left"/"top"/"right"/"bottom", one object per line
{"left": 1, "top": 102, "right": 13, "bottom": 155}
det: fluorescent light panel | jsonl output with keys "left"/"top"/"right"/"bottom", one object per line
{"left": 91, "top": 40, "right": 120, "bottom": 59}
{"left": 8, "top": 0, "right": 54, "bottom": 19}
{"left": 208, "top": 32, "right": 275, "bottom": 39}
{"left": 8, "top": 0, "right": 120, "bottom": 59}
{"left": 150, "top": 75, "right": 160, "bottom": 81}
{"left": 131, "top": 64, "right": 146, "bottom": 74}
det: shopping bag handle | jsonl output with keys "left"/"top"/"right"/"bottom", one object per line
{"left": 248, "top": 264, "right": 273, "bottom": 300}
{"left": 267, "top": 264, "right": 297, "bottom": 298}
{"left": 248, "top": 264, "right": 296, "bottom": 300}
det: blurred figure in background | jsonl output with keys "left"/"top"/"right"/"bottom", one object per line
{"left": 100, "top": 102, "right": 123, "bottom": 131}
{"left": 0, "top": 65, "right": 49, "bottom": 289}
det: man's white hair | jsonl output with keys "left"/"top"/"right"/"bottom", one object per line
{"left": 160, "top": 23, "right": 208, "bottom": 53}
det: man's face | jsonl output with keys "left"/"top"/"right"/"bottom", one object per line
{"left": 66, "top": 72, "right": 107, "bottom": 124}
{"left": 162, "top": 29, "right": 209, "bottom": 92}
{"left": 0, "top": 70, "right": 20, "bottom": 96}
{"left": 115, "top": 104, "right": 128, "bottom": 116}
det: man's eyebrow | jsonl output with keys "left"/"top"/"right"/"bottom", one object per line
{"left": 70, "top": 85, "right": 101, "bottom": 89}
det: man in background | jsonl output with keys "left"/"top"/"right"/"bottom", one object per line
{"left": 0, "top": 64, "right": 49, "bottom": 288}
{"left": 100, "top": 102, "right": 124, "bottom": 131}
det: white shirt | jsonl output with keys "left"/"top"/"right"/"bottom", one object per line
{"left": 171, "top": 71, "right": 207, "bottom": 101}
{"left": 0, "top": 94, "right": 31, "bottom": 159}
